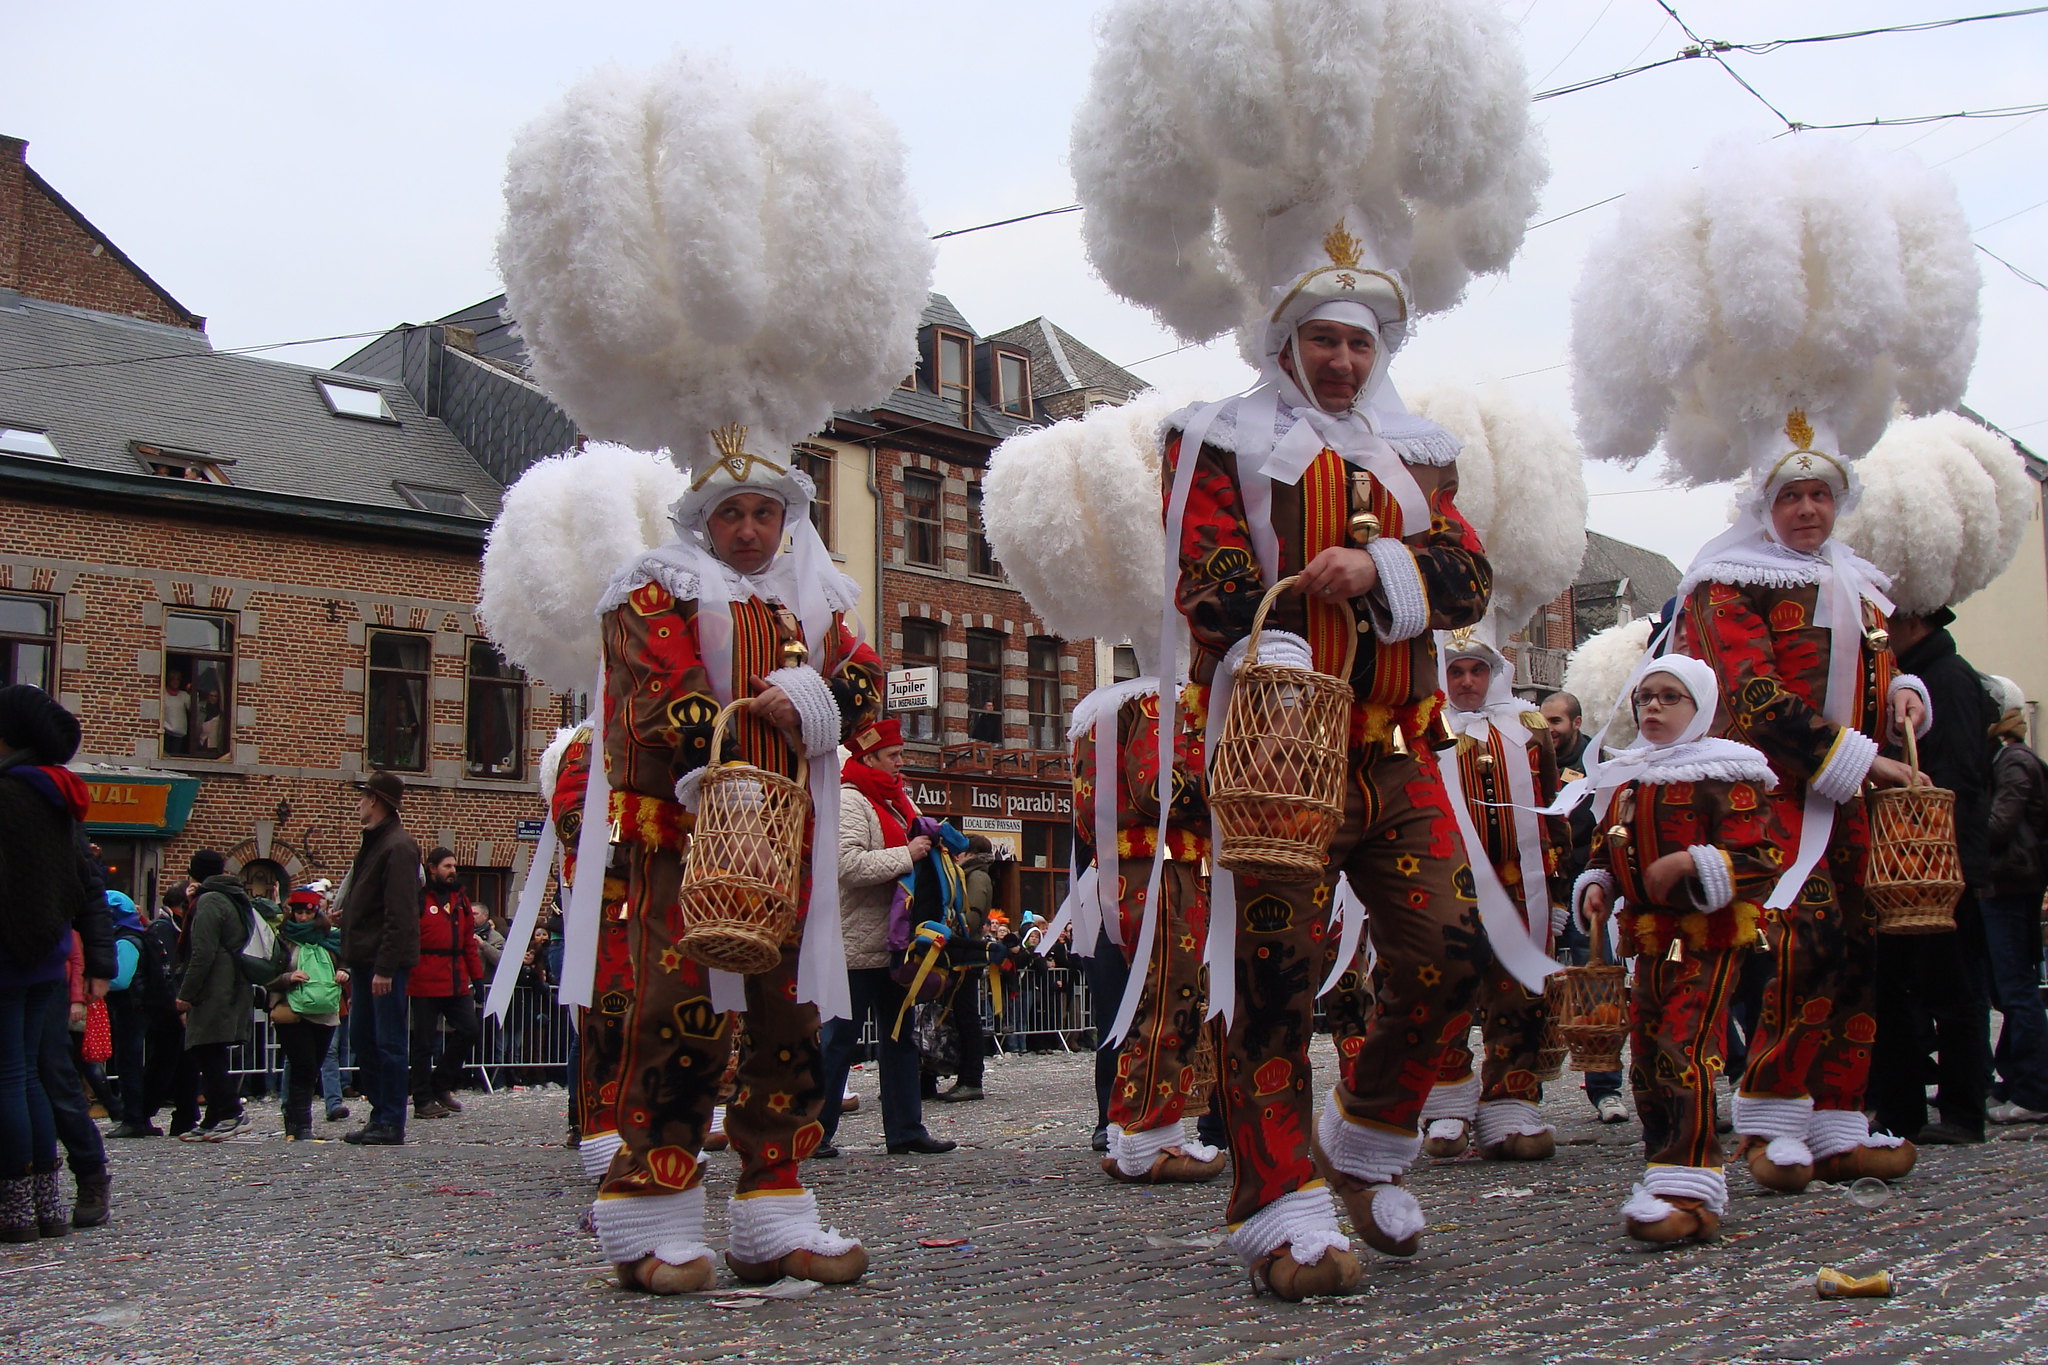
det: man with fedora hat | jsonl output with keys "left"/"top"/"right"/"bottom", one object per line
{"left": 338, "top": 770, "right": 422, "bottom": 1145}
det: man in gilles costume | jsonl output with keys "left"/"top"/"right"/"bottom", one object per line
{"left": 1420, "top": 625, "right": 1570, "bottom": 1161}
{"left": 1165, "top": 219, "right": 1493, "bottom": 1296}
{"left": 1674, "top": 412, "right": 1929, "bottom": 1193}
{"left": 588, "top": 429, "right": 883, "bottom": 1292}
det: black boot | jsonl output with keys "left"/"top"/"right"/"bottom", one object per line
{"left": 72, "top": 1167, "right": 110, "bottom": 1229}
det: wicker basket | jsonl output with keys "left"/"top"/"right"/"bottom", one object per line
{"left": 1867, "top": 728, "right": 1962, "bottom": 936}
{"left": 1208, "top": 576, "right": 1355, "bottom": 883}
{"left": 1187, "top": 1020, "right": 1219, "bottom": 1110}
{"left": 1543, "top": 908, "right": 1629, "bottom": 1072}
{"left": 1533, "top": 1014, "right": 1568, "bottom": 1082}
{"left": 677, "top": 701, "right": 810, "bottom": 975}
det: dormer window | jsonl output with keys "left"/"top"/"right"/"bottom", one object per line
{"left": 996, "top": 351, "right": 1033, "bottom": 417}
{"left": 315, "top": 376, "right": 396, "bottom": 422}
{"left": 0, "top": 425, "right": 62, "bottom": 461}
{"left": 935, "top": 329, "right": 972, "bottom": 424}
{"left": 132, "top": 442, "right": 231, "bottom": 484}
{"left": 395, "top": 481, "right": 484, "bottom": 518}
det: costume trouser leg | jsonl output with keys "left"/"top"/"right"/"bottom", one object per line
{"left": 1740, "top": 814, "right": 1878, "bottom": 1117}
{"left": 1220, "top": 742, "right": 1485, "bottom": 1227}
{"left": 1631, "top": 948, "right": 1744, "bottom": 1170}
{"left": 1429, "top": 959, "right": 1545, "bottom": 1109}
{"left": 596, "top": 841, "right": 826, "bottom": 1265}
{"left": 1107, "top": 858, "right": 1209, "bottom": 1138}
{"left": 576, "top": 906, "right": 635, "bottom": 1177}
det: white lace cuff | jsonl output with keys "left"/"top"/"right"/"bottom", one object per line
{"left": 1687, "top": 845, "right": 1735, "bottom": 912}
{"left": 1572, "top": 869, "right": 1616, "bottom": 932}
{"left": 1316, "top": 1090, "right": 1422, "bottom": 1183}
{"left": 765, "top": 666, "right": 843, "bottom": 758}
{"left": 726, "top": 1189, "right": 861, "bottom": 1263}
{"left": 1888, "top": 675, "right": 1932, "bottom": 742}
{"left": 1223, "top": 629, "right": 1313, "bottom": 676}
{"left": 1420, "top": 1072, "right": 1480, "bottom": 1123}
{"left": 1114, "top": 1121, "right": 1183, "bottom": 1177}
{"left": 1474, "top": 1099, "right": 1553, "bottom": 1148}
{"left": 1226, "top": 1185, "right": 1349, "bottom": 1267}
{"left": 1364, "top": 539, "right": 1429, "bottom": 642}
{"left": 592, "top": 1188, "right": 710, "bottom": 1266}
{"left": 1642, "top": 1163, "right": 1729, "bottom": 1214}
{"left": 1811, "top": 727, "right": 1878, "bottom": 805}
{"left": 580, "top": 1130, "right": 623, "bottom": 1184}
{"left": 674, "top": 766, "right": 707, "bottom": 813}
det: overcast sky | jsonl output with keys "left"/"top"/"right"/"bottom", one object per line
{"left": 10, "top": 0, "right": 2045, "bottom": 569}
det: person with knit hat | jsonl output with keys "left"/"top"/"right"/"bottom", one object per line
{"left": 0, "top": 685, "right": 99, "bottom": 1240}
{"left": 816, "top": 717, "right": 956, "bottom": 1161}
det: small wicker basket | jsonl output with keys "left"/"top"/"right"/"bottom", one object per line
{"left": 676, "top": 701, "right": 811, "bottom": 975}
{"left": 1543, "top": 907, "right": 1629, "bottom": 1073}
{"left": 1208, "top": 576, "right": 1355, "bottom": 883}
{"left": 1867, "top": 728, "right": 1962, "bottom": 936}
{"left": 1533, "top": 1014, "right": 1568, "bottom": 1082}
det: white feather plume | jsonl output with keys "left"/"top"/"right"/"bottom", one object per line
{"left": 982, "top": 392, "right": 1184, "bottom": 652}
{"left": 497, "top": 52, "right": 934, "bottom": 463}
{"left": 1571, "top": 137, "right": 1979, "bottom": 483}
{"left": 1562, "top": 617, "right": 1654, "bottom": 742}
{"left": 1835, "top": 412, "right": 2034, "bottom": 613}
{"left": 1407, "top": 385, "right": 1587, "bottom": 635}
{"left": 1070, "top": 0, "right": 1546, "bottom": 344}
{"left": 477, "top": 444, "right": 686, "bottom": 692}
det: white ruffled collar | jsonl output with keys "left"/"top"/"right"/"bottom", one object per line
{"left": 596, "top": 541, "right": 860, "bottom": 618}
{"left": 1068, "top": 676, "right": 1163, "bottom": 744}
{"left": 1170, "top": 393, "right": 1461, "bottom": 468}
{"left": 1596, "top": 736, "right": 1779, "bottom": 790}
{"left": 1677, "top": 530, "right": 1891, "bottom": 603}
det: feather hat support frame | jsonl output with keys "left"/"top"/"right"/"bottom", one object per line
{"left": 1835, "top": 412, "right": 2034, "bottom": 616}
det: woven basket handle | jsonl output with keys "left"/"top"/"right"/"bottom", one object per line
{"left": 1243, "top": 574, "right": 1361, "bottom": 678}
{"left": 1588, "top": 901, "right": 1611, "bottom": 968}
{"left": 708, "top": 698, "right": 809, "bottom": 789}
{"left": 1901, "top": 719, "right": 1923, "bottom": 789}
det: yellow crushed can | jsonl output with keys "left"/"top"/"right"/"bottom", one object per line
{"left": 1816, "top": 1268, "right": 1893, "bottom": 1299}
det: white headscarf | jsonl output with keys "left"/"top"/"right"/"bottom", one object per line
{"left": 1555, "top": 654, "right": 1776, "bottom": 822}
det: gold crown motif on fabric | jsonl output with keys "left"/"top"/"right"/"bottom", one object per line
{"left": 694, "top": 424, "right": 789, "bottom": 490}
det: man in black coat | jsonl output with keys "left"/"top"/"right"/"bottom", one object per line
{"left": 1871, "top": 609, "right": 1998, "bottom": 1144}
{"left": 1983, "top": 686, "right": 2048, "bottom": 1124}
{"left": 336, "top": 771, "right": 422, "bottom": 1146}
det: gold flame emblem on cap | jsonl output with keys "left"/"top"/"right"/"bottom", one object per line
{"left": 694, "top": 424, "right": 789, "bottom": 489}
{"left": 1324, "top": 222, "right": 1364, "bottom": 269}
{"left": 1784, "top": 409, "right": 1814, "bottom": 451}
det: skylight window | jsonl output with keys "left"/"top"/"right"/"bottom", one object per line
{"left": 394, "top": 481, "right": 484, "bottom": 518}
{"left": 315, "top": 378, "right": 395, "bottom": 421}
{"left": 0, "top": 426, "right": 62, "bottom": 461}
{"left": 132, "top": 441, "right": 232, "bottom": 484}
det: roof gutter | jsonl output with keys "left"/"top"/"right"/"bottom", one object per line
{"left": 0, "top": 454, "right": 488, "bottom": 549}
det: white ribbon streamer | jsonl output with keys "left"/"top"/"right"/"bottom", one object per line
{"left": 1318, "top": 873, "right": 1368, "bottom": 1000}
{"left": 486, "top": 819, "right": 557, "bottom": 1023}
{"left": 1438, "top": 749, "right": 1558, "bottom": 994}
{"left": 559, "top": 665, "right": 613, "bottom": 1010}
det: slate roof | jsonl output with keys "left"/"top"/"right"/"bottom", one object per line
{"left": 985, "top": 317, "right": 1143, "bottom": 401}
{"left": 1576, "top": 530, "right": 1682, "bottom": 618}
{"left": 0, "top": 291, "right": 502, "bottom": 519}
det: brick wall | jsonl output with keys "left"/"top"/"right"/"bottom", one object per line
{"left": 0, "top": 492, "right": 567, "bottom": 892}
{"left": 874, "top": 446, "right": 1098, "bottom": 754}
{"left": 0, "top": 136, "right": 201, "bottom": 329}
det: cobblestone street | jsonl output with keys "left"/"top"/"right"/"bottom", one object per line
{"left": 10, "top": 1043, "right": 2048, "bottom": 1365}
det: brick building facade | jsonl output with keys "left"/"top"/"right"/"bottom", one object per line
{"left": 0, "top": 136, "right": 562, "bottom": 916}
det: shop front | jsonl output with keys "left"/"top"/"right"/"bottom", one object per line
{"left": 900, "top": 770, "right": 1072, "bottom": 926}
{"left": 77, "top": 766, "right": 201, "bottom": 913}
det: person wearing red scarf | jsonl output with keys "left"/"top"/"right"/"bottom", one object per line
{"left": 817, "top": 719, "right": 956, "bottom": 1158}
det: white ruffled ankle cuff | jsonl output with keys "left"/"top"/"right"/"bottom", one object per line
{"left": 1227, "top": 1186, "right": 1349, "bottom": 1267}
{"left": 580, "top": 1130, "right": 623, "bottom": 1184}
{"left": 1764, "top": 1135, "right": 1814, "bottom": 1167}
{"left": 1317, "top": 1092, "right": 1422, "bottom": 1184}
{"left": 1644, "top": 1164, "right": 1728, "bottom": 1214}
{"left": 1425, "top": 1118, "right": 1468, "bottom": 1142}
{"left": 1621, "top": 1185, "right": 1676, "bottom": 1224}
{"left": 1364, "top": 1184, "right": 1425, "bottom": 1242}
{"left": 1475, "top": 1099, "right": 1553, "bottom": 1148}
{"left": 726, "top": 1190, "right": 860, "bottom": 1264}
{"left": 1734, "top": 1092, "right": 1814, "bottom": 1142}
{"left": 1420, "top": 1073, "right": 1480, "bottom": 1123}
{"left": 592, "top": 1188, "right": 711, "bottom": 1266}
{"left": 1807, "top": 1108, "right": 1905, "bottom": 1156}
{"left": 1115, "top": 1122, "right": 1182, "bottom": 1176}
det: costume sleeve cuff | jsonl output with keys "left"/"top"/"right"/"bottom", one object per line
{"left": 1888, "top": 675, "right": 1932, "bottom": 742}
{"left": 1363, "top": 540, "right": 1429, "bottom": 643}
{"left": 1571, "top": 869, "right": 1615, "bottom": 932}
{"left": 1811, "top": 726, "right": 1878, "bottom": 804}
{"left": 765, "top": 666, "right": 843, "bottom": 758}
{"left": 1221, "top": 630, "right": 1312, "bottom": 675}
{"left": 1687, "top": 845, "right": 1735, "bottom": 912}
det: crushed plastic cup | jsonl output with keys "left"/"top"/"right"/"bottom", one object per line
{"left": 1845, "top": 1176, "right": 1891, "bottom": 1209}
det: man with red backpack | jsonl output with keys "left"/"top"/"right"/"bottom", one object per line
{"left": 408, "top": 849, "right": 483, "bottom": 1121}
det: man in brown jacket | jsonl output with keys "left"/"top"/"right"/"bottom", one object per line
{"left": 338, "top": 771, "right": 421, "bottom": 1145}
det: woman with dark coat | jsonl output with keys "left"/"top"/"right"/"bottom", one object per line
{"left": 0, "top": 685, "right": 96, "bottom": 1240}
